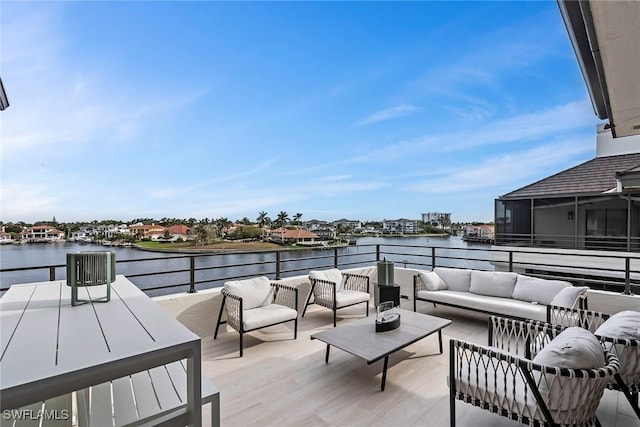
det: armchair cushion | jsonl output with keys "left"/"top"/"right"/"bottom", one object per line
{"left": 533, "top": 326, "right": 605, "bottom": 370}
{"left": 419, "top": 271, "right": 447, "bottom": 291}
{"left": 309, "top": 268, "right": 344, "bottom": 291}
{"left": 224, "top": 276, "right": 273, "bottom": 310}
{"left": 512, "top": 275, "right": 571, "bottom": 305}
{"left": 242, "top": 304, "right": 298, "bottom": 331}
{"left": 594, "top": 310, "right": 640, "bottom": 340}
{"left": 334, "top": 290, "right": 370, "bottom": 308}
{"left": 469, "top": 270, "right": 517, "bottom": 298}
{"left": 549, "top": 286, "right": 589, "bottom": 309}
{"left": 433, "top": 267, "right": 472, "bottom": 292}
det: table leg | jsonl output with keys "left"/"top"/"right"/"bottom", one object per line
{"left": 325, "top": 344, "right": 331, "bottom": 363}
{"left": 187, "top": 342, "right": 203, "bottom": 427}
{"left": 438, "top": 330, "right": 443, "bottom": 354}
{"left": 380, "top": 356, "right": 389, "bottom": 391}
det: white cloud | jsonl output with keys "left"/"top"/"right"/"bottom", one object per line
{"left": 355, "top": 103, "right": 418, "bottom": 127}
{"left": 0, "top": 182, "right": 58, "bottom": 220}
{"left": 407, "top": 138, "right": 593, "bottom": 194}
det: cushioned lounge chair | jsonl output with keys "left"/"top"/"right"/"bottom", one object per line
{"left": 214, "top": 276, "right": 298, "bottom": 357}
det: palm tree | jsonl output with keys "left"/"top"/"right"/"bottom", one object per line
{"left": 293, "top": 212, "right": 303, "bottom": 227}
{"left": 257, "top": 211, "right": 268, "bottom": 240}
{"left": 276, "top": 211, "right": 289, "bottom": 229}
{"left": 216, "top": 217, "right": 231, "bottom": 238}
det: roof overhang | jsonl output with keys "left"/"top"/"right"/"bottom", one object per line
{"left": 558, "top": 0, "right": 640, "bottom": 138}
{"left": 0, "top": 78, "right": 9, "bottom": 111}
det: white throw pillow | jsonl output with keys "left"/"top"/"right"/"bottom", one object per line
{"left": 595, "top": 310, "right": 640, "bottom": 340}
{"left": 549, "top": 286, "right": 589, "bottom": 308}
{"left": 511, "top": 275, "right": 571, "bottom": 305}
{"left": 419, "top": 271, "right": 447, "bottom": 291}
{"left": 469, "top": 270, "right": 517, "bottom": 298}
{"left": 224, "top": 276, "right": 273, "bottom": 310}
{"left": 433, "top": 267, "right": 472, "bottom": 292}
{"left": 533, "top": 326, "right": 605, "bottom": 369}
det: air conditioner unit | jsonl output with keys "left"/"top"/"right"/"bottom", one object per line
{"left": 66, "top": 251, "right": 116, "bottom": 306}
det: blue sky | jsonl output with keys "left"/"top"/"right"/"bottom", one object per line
{"left": 1, "top": 1, "right": 600, "bottom": 224}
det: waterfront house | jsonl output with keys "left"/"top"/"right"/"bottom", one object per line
{"left": 494, "top": 132, "right": 640, "bottom": 252}
{"left": 129, "top": 223, "right": 167, "bottom": 240}
{"left": 331, "top": 218, "right": 362, "bottom": 231}
{"left": 168, "top": 224, "right": 191, "bottom": 241}
{"left": 269, "top": 227, "right": 319, "bottom": 244}
{"left": 20, "top": 225, "right": 65, "bottom": 242}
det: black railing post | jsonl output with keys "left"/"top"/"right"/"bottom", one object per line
{"left": 508, "top": 252, "right": 513, "bottom": 272}
{"left": 333, "top": 248, "right": 338, "bottom": 269}
{"left": 276, "top": 251, "right": 281, "bottom": 280}
{"left": 625, "top": 257, "right": 631, "bottom": 295}
{"left": 431, "top": 247, "right": 436, "bottom": 269}
{"left": 376, "top": 245, "right": 381, "bottom": 261}
{"left": 49, "top": 267, "right": 56, "bottom": 281}
{"left": 188, "top": 256, "right": 196, "bottom": 293}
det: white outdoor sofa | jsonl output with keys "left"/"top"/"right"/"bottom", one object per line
{"left": 413, "top": 267, "right": 588, "bottom": 321}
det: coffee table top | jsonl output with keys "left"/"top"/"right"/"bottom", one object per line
{"left": 310, "top": 309, "right": 451, "bottom": 363}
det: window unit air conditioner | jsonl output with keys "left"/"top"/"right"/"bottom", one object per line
{"left": 66, "top": 251, "right": 116, "bottom": 306}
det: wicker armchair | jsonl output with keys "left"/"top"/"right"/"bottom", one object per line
{"left": 547, "top": 305, "right": 640, "bottom": 419}
{"left": 302, "top": 268, "right": 370, "bottom": 327}
{"left": 214, "top": 277, "right": 298, "bottom": 357}
{"left": 450, "top": 316, "right": 620, "bottom": 427}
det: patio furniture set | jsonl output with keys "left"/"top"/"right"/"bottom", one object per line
{"left": 215, "top": 266, "right": 639, "bottom": 427}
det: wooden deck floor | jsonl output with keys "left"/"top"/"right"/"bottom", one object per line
{"left": 200, "top": 301, "right": 639, "bottom": 427}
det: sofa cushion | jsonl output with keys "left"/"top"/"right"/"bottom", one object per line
{"left": 511, "top": 275, "right": 572, "bottom": 305}
{"left": 309, "top": 268, "right": 344, "bottom": 291}
{"left": 416, "top": 290, "right": 548, "bottom": 321}
{"left": 433, "top": 267, "right": 472, "bottom": 292}
{"left": 419, "top": 271, "right": 447, "bottom": 291}
{"left": 224, "top": 276, "right": 273, "bottom": 310}
{"left": 549, "top": 286, "right": 589, "bottom": 308}
{"left": 469, "top": 270, "right": 517, "bottom": 298}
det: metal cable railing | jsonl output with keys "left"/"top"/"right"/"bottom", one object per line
{"left": 1, "top": 244, "right": 638, "bottom": 296}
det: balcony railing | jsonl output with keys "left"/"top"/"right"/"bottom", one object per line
{"left": 1, "top": 243, "right": 638, "bottom": 296}
{"left": 495, "top": 232, "right": 640, "bottom": 252}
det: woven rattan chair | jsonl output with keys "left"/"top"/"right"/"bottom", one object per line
{"left": 547, "top": 305, "right": 640, "bottom": 419}
{"left": 302, "top": 268, "right": 370, "bottom": 327}
{"left": 450, "top": 316, "right": 620, "bottom": 427}
{"left": 214, "top": 276, "right": 298, "bottom": 357}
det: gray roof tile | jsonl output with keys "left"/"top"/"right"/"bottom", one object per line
{"left": 500, "top": 153, "right": 640, "bottom": 199}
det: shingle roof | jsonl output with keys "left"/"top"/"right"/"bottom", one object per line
{"left": 500, "top": 153, "right": 640, "bottom": 199}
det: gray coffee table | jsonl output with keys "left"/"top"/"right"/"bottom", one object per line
{"left": 310, "top": 309, "right": 451, "bottom": 391}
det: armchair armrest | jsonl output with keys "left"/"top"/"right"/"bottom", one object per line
{"left": 546, "top": 305, "right": 609, "bottom": 332}
{"left": 272, "top": 283, "right": 299, "bottom": 312}
{"left": 343, "top": 273, "right": 370, "bottom": 293}
{"left": 488, "top": 316, "right": 564, "bottom": 360}
{"left": 309, "top": 277, "right": 338, "bottom": 305}
{"left": 221, "top": 289, "right": 243, "bottom": 332}
{"left": 413, "top": 274, "right": 427, "bottom": 296}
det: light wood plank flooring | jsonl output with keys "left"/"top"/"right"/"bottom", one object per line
{"left": 200, "top": 301, "right": 639, "bottom": 427}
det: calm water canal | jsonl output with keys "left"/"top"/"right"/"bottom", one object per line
{"left": 0, "top": 236, "right": 491, "bottom": 296}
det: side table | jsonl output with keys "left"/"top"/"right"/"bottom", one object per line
{"left": 374, "top": 283, "right": 400, "bottom": 307}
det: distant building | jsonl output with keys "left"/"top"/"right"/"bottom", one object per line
{"left": 331, "top": 219, "right": 362, "bottom": 230}
{"left": 421, "top": 212, "right": 452, "bottom": 225}
{"left": 382, "top": 218, "right": 420, "bottom": 234}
